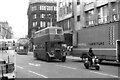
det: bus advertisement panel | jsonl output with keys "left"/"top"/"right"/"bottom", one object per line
{"left": 33, "top": 27, "right": 67, "bottom": 62}
{"left": 72, "top": 22, "right": 120, "bottom": 63}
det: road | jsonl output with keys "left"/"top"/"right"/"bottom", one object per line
{"left": 0, "top": 50, "right": 119, "bottom": 78}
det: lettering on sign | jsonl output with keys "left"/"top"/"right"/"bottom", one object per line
{"left": 89, "top": 42, "right": 104, "bottom": 45}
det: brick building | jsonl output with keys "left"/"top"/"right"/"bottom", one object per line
{"left": 27, "top": 0, "right": 57, "bottom": 51}
{"left": 0, "top": 22, "right": 13, "bottom": 39}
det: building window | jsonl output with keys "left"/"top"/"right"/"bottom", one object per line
{"left": 46, "top": 6, "right": 50, "bottom": 10}
{"left": 77, "top": 0, "right": 80, "bottom": 5}
{"left": 39, "top": 6, "right": 42, "bottom": 10}
{"left": 77, "top": 15, "right": 80, "bottom": 21}
{"left": 40, "top": 14, "right": 42, "bottom": 18}
{"left": 40, "top": 21, "right": 46, "bottom": 28}
{"left": 33, "top": 22, "right": 37, "bottom": 27}
{"left": 31, "top": 6, "right": 37, "bottom": 11}
{"left": 38, "top": 27, "right": 41, "bottom": 30}
{"left": 33, "top": 14, "right": 37, "bottom": 19}
{"left": 54, "top": 6, "right": 56, "bottom": 11}
{"left": 40, "top": 21, "right": 42, "bottom": 27}
{"left": 41, "top": 14, "right": 45, "bottom": 18}
{"left": 42, "top": 21, "right": 46, "bottom": 27}
{"left": 98, "top": 7, "right": 103, "bottom": 24}
{"left": 97, "top": 5, "right": 108, "bottom": 24}
{"left": 47, "top": 14, "right": 51, "bottom": 18}
{"left": 86, "top": 10, "right": 94, "bottom": 26}
{"left": 112, "top": 2, "right": 118, "bottom": 21}
{"left": 42, "top": 6, "right": 46, "bottom": 10}
{"left": 47, "top": 22, "right": 50, "bottom": 27}
{"left": 49, "top": 6, "right": 52, "bottom": 11}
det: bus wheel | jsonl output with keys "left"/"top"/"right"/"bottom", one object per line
{"left": 46, "top": 54, "right": 51, "bottom": 62}
{"left": 35, "top": 53, "right": 39, "bottom": 60}
{"left": 61, "top": 56, "right": 66, "bottom": 62}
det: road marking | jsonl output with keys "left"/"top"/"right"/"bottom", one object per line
{"left": 90, "top": 71, "right": 119, "bottom": 78}
{"left": 56, "top": 65, "right": 119, "bottom": 78}
{"left": 56, "top": 65, "right": 77, "bottom": 70}
{"left": 29, "top": 70, "right": 48, "bottom": 78}
{"left": 28, "top": 63, "right": 40, "bottom": 67}
{"left": 15, "top": 65, "right": 24, "bottom": 69}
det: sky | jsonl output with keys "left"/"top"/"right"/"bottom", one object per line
{"left": 0, "top": 0, "right": 95, "bottom": 39}
{"left": 0, "top": 0, "right": 29, "bottom": 39}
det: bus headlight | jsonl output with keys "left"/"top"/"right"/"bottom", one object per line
{"left": 85, "top": 58, "right": 88, "bottom": 61}
{"left": 96, "top": 59, "right": 99, "bottom": 63}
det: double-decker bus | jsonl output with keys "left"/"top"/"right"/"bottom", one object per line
{"left": 33, "top": 26, "right": 67, "bottom": 62}
{"left": 17, "top": 38, "right": 29, "bottom": 55}
{"left": 72, "top": 21, "right": 120, "bottom": 63}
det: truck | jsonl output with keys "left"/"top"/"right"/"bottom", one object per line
{"left": 72, "top": 21, "right": 120, "bottom": 63}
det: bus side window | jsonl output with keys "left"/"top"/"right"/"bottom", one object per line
{"left": 35, "top": 45, "right": 37, "bottom": 49}
{"left": 45, "top": 42, "right": 48, "bottom": 51}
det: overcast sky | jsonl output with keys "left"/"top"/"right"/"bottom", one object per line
{"left": 0, "top": 0, "right": 95, "bottom": 39}
{"left": 0, "top": 0, "right": 29, "bottom": 39}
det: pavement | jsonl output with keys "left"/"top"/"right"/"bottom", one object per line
{"left": 17, "top": 51, "right": 120, "bottom": 65}
{"left": 28, "top": 51, "right": 81, "bottom": 60}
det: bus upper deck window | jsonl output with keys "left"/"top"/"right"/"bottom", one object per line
{"left": 57, "top": 29, "right": 62, "bottom": 34}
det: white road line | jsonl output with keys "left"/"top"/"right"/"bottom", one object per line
{"left": 56, "top": 65, "right": 119, "bottom": 78}
{"left": 56, "top": 65, "right": 77, "bottom": 70}
{"left": 28, "top": 63, "right": 41, "bottom": 67}
{"left": 15, "top": 65, "right": 24, "bottom": 69}
{"left": 90, "top": 71, "right": 119, "bottom": 78}
{"left": 29, "top": 70, "right": 48, "bottom": 78}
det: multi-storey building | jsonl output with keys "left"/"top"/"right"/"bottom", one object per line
{"left": 73, "top": 0, "right": 120, "bottom": 46}
{"left": 0, "top": 22, "right": 13, "bottom": 39}
{"left": 27, "top": 0, "right": 57, "bottom": 39}
{"left": 27, "top": 0, "right": 57, "bottom": 51}
{"left": 73, "top": 0, "right": 120, "bottom": 62}
{"left": 57, "top": 0, "right": 73, "bottom": 46}
{"left": 57, "top": 0, "right": 120, "bottom": 62}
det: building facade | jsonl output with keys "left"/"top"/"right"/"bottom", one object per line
{"left": 27, "top": 0, "right": 57, "bottom": 51}
{"left": 73, "top": 0, "right": 120, "bottom": 47}
{"left": 57, "top": 0, "right": 74, "bottom": 46}
{"left": 67, "top": 0, "right": 120, "bottom": 62}
{"left": 27, "top": 0, "right": 57, "bottom": 39}
{"left": 0, "top": 22, "right": 13, "bottom": 39}
{"left": 57, "top": 0, "right": 120, "bottom": 47}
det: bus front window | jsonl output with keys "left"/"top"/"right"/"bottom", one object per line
{"left": 51, "top": 42, "right": 61, "bottom": 48}
{"left": 57, "top": 29, "right": 62, "bottom": 34}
